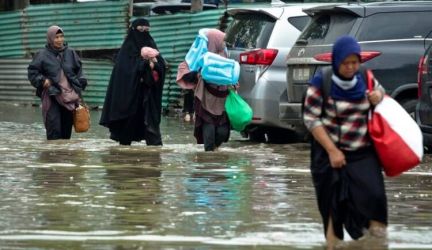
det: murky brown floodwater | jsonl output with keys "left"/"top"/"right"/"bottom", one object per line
{"left": 0, "top": 103, "right": 431, "bottom": 250}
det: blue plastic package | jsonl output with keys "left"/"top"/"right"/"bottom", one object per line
{"left": 185, "top": 28, "right": 209, "bottom": 71}
{"left": 201, "top": 52, "right": 240, "bottom": 85}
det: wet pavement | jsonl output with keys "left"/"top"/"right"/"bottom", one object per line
{"left": 0, "top": 103, "right": 431, "bottom": 250}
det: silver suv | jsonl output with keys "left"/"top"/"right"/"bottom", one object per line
{"left": 224, "top": 4, "right": 324, "bottom": 143}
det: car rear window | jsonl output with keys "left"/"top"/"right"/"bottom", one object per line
{"left": 225, "top": 12, "right": 275, "bottom": 49}
{"left": 288, "top": 16, "right": 310, "bottom": 31}
{"left": 297, "top": 13, "right": 357, "bottom": 45}
{"left": 357, "top": 12, "right": 432, "bottom": 41}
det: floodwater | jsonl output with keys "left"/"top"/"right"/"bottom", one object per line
{"left": 0, "top": 103, "right": 431, "bottom": 250}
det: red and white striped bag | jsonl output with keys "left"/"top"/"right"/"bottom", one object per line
{"left": 367, "top": 70, "right": 423, "bottom": 177}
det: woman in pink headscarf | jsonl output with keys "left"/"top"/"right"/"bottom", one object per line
{"left": 28, "top": 25, "right": 87, "bottom": 140}
{"left": 177, "top": 29, "right": 231, "bottom": 151}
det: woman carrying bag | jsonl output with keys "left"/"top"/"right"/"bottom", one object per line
{"left": 177, "top": 29, "right": 233, "bottom": 152}
{"left": 28, "top": 25, "right": 87, "bottom": 140}
{"left": 302, "top": 36, "right": 388, "bottom": 248}
{"left": 99, "top": 18, "right": 166, "bottom": 146}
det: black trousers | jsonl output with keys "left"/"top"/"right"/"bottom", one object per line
{"left": 202, "top": 122, "right": 230, "bottom": 151}
{"left": 45, "top": 97, "right": 74, "bottom": 140}
{"left": 183, "top": 90, "right": 194, "bottom": 114}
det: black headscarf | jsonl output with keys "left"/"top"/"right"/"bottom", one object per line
{"left": 121, "top": 18, "right": 158, "bottom": 58}
{"left": 100, "top": 18, "right": 166, "bottom": 132}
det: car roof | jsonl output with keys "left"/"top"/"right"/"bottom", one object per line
{"left": 227, "top": 3, "right": 335, "bottom": 19}
{"left": 304, "top": 1, "right": 432, "bottom": 18}
{"left": 133, "top": 2, "right": 218, "bottom": 15}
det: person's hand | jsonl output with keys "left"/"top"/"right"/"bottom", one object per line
{"left": 43, "top": 78, "right": 51, "bottom": 89}
{"left": 367, "top": 89, "right": 383, "bottom": 106}
{"left": 328, "top": 148, "right": 346, "bottom": 168}
{"left": 149, "top": 60, "right": 154, "bottom": 69}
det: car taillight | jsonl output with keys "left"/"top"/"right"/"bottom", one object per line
{"left": 360, "top": 51, "right": 381, "bottom": 62}
{"left": 313, "top": 52, "right": 332, "bottom": 62}
{"left": 417, "top": 56, "right": 427, "bottom": 97}
{"left": 239, "top": 49, "right": 278, "bottom": 65}
{"left": 313, "top": 51, "right": 381, "bottom": 63}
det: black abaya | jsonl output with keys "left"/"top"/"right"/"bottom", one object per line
{"left": 99, "top": 19, "right": 166, "bottom": 145}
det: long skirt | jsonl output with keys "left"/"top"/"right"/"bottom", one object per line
{"left": 193, "top": 97, "right": 230, "bottom": 151}
{"left": 310, "top": 140, "right": 388, "bottom": 240}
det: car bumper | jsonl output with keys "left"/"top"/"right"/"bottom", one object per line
{"left": 417, "top": 123, "right": 432, "bottom": 148}
{"left": 278, "top": 101, "right": 305, "bottom": 131}
{"left": 243, "top": 96, "right": 285, "bottom": 128}
{"left": 416, "top": 103, "right": 432, "bottom": 148}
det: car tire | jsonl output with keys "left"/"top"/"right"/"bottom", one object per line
{"left": 400, "top": 99, "right": 417, "bottom": 119}
{"left": 266, "top": 128, "right": 299, "bottom": 144}
{"left": 248, "top": 128, "right": 266, "bottom": 143}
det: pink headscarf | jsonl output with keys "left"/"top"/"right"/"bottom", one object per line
{"left": 206, "top": 29, "right": 226, "bottom": 57}
{"left": 46, "top": 25, "right": 64, "bottom": 50}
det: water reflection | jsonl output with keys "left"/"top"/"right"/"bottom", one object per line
{"left": 25, "top": 150, "right": 89, "bottom": 236}
{"left": 102, "top": 147, "right": 163, "bottom": 166}
{"left": 32, "top": 150, "right": 87, "bottom": 191}
{"left": 189, "top": 152, "right": 251, "bottom": 210}
{"left": 333, "top": 234, "right": 388, "bottom": 250}
{"left": 0, "top": 105, "right": 431, "bottom": 249}
{"left": 184, "top": 153, "right": 251, "bottom": 236}
{"left": 101, "top": 148, "right": 163, "bottom": 231}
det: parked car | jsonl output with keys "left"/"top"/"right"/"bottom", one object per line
{"left": 223, "top": 3, "right": 330, "bottom": 143}
{"left": 416, "top": 44, "right": 432, "bottom": 149}
{"left": 284, "top": 1, "right": 432, "bottom": 136}
{"left": 133, "top": 2, "right": 218, "bottom": 16}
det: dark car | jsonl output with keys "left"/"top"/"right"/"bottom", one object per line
{"left": 283, "top": 1, "right": 432, "bottom": 135}
{"left": 416, "top": 44, "right": 432, "bottom": 149}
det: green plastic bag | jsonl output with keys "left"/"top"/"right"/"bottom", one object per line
{"left": 225, "top": 89, "right": 253, "bottom": 132}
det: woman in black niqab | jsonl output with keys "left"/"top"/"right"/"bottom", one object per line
{"left": 99, "top": 18, "right": 166, "bottom": 145}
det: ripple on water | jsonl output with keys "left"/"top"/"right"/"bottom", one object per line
{"left": 1, "top": 108, "right": 432, "bottom": 249}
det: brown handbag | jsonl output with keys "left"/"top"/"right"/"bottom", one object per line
{"left": 73, "top": 103, "right": 90, "bottom": 133}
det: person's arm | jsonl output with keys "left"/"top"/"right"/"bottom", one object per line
{"left": 152, "top": 57, "right": 163, "bottom": 73}
{"left": 70, "top": 50, "right": 88, "bottom": 91}
{"left": 367, "top": 77, "right": 385, "bottom": 106}
{"left": 27, "top": 51, "right": 50, "bottom": 91}
{"left": 303, "top": 86, "right": 346, "bottom": 168}
{"left": 181, "top": 71, "right": 198, "bottom": 83}
{"left": 136, "top": 58, "right": 157, "bottom": 86}
{"left": 176, "top": 61, "right": 198, "bottom": 89}
{"left": 310, "top": 126, "right": 346, "bottom": 168}
{"left": 137, "top": 57, "right": 149, "bottom": 72}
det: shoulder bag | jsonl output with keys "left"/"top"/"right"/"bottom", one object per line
{"left": 366, "top": 70, "right": 423, "bottom": 176}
